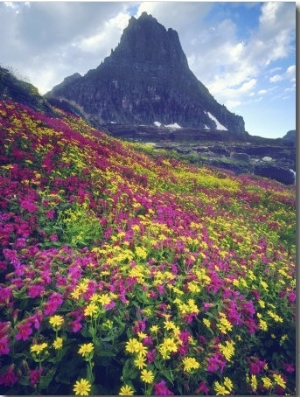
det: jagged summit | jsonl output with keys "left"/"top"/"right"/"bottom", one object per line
{"left": 46, "top": 13, "right": 247, "bottom": 135}
{"left": 108, "top": 12, "right": 189, "bottom": 72}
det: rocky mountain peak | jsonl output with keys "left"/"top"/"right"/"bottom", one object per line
{"left": 108, "top": 12, "right": 189, "bottom": 72}
{"left": 46, "top": 13, "right": 247, "bottom": 136}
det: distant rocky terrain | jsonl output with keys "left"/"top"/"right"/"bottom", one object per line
{"left": 46, "top": 12, "right": 247, "bottom": 137}
{"left": 103, "top": 123, "right": 296, "bottom": 185}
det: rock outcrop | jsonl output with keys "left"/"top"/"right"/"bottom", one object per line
{"left": 46, "top": 12, "right": 247, "bottom": 137}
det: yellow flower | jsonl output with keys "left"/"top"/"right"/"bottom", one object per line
{"left": 217, "top": 313, "right": 232, "bottom": 333}
{"left": 73, "top": 378, "right": 92, "bottom": 396}
{"left": 98, "top": 293, "right": 112, "bottom": 306}
{"left": 262, "top": 376, "right": 272, "bottom": 389}
{"left": 53, "top": 337, "right": 63, "bottom": 350}
{"left": 125, "top": 338, "right": 142, "bottom": 354}
{"left": 84, "top": 303, "right": 98, "bottom": 317}
{"left": 259, "top": 319, "right": 268, "bottom": 331}
{"left": 140, "top": 369, "right": 154, "bottom": 384}
{"left": 150, "top": 325, "right": 159, "bottom": 333}
{"left": 223, "top": 377, "right": 233, "bottom": 392}
{"left": 214, "top": 381, "right": 230, "bottom": 395}
{"left": 250, "top": 374, "right": 257, "bottom": 391}
{"left": 182, "top": 357, "right": 200, "bottom": 372}
{"left": 203, "top": 318, "right": 211, "bottom": 328}
{"left": 273, "top": 374, "right": 286, "bottom": 389}
{"left": 119, "top": 384, "right": 134, "bottom": 395}
{"left": 78, "top": 343, "right": 94, "bottom": 358}
{"left": 49, "top": 315, "right": 64, "bottom": 330}
{"left": 219, "top": 340, "right": 235, "bottom": 361}
{"left": 134, "top": 355, "right": 146, "bottom": 369}
{"left": 30, "top": 342, "right": 48, "bottom": 355}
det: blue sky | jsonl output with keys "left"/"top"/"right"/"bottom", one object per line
{"left": 0, "top": 1, "right": 296, "bottom": 138}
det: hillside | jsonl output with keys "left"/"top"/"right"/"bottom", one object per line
{"left": 0, "top": 100, "right": 296, "bottom": 395}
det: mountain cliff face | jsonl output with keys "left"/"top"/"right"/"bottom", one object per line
{"left": 46, "top": 12, "right": 247, "bottom": 136}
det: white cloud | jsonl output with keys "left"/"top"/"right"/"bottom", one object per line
{"left": 270, "top": 74, "right": 283, "bottom": 83}
{"left": 257, "top": 89, "right": 267, "bottom": 95}
{"left": 73, "top": 12, "right": 130, "bottom": 53}
{"left": 270, "top": 64, "right": 295, "bottom": 84}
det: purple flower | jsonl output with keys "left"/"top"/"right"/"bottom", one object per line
{"left": 0, "top": 337, "right": 10, "bottom": 355}
{"left": 0, "top": 365, "right": 18, "bottom": 386}
{"left": 15, "top": 322, "right": 32, "bottom": 341}
{"left": 153, "top": 380, "right": 174, "bottom": 395}
{"left": 29, "top": 368, "right": 43, "bottom": 386}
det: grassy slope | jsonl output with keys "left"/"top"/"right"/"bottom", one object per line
{"left": 0, "top": 100, "right": 296, "bottom": 395}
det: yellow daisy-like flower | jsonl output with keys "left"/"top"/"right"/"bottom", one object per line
{"left": 273, "top": 374, "right": 286, "bottom": 389}
{"left": 223, "top": 377, "right": 233, "bottom": 392}
{"left": 150, "top": 325, "right": 159, "bottom": 333}
{"left": 134, "top": 355, "right": 146, "bottom": 369}
{"left": 214, "top": 381, "right": 230, "bottom": 395}
{"left": 73, "top": 378, "right": 92, "bottom": 396}
{"left": 137, "top": 332, "right": 147, "bottom": 340}
{"left": 53, "top": 337, "right": 63, "bottom": 350}
{"left": 84, "top": 302, "right": 98, "bottom": 317}
{"left": 30, "top": 342, "right": 48, "bottom": 355}
{"left": 119, "top": 384, "right": 134, "bottom": 395}
{"left": 219, "top": 340, "right": 235, "bottom": 362}
{"left": 125, "top": 338, "right": 141, "bottom": 354}
{"left": 98, "top": 293, "right": 112, "bottom": 306}
{"left": 78, "top": 343, "right": 94, "bottom": 358}
{"left": 250, "top": 374, "right": 257, "bottom": 391}
{"left": 262, "top": 376, "right": 272, "bottom": 389}
{"left": 140, "top": 369, "right": 154, "bottom": 384}
{"left": 182, "top": 357, "right": 200, "bottom": 372}
{"left": 259, "top": 319, "right": 268, "bottom": 331}
{"left": 49, "top": 315, "right": 64, "bottom": 330}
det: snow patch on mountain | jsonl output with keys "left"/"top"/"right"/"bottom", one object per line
{"left": 166, "top": 123, "right": 182, "bottom": 129}
{"left": 206, "top": 112, "right": 228, "bottom": 131}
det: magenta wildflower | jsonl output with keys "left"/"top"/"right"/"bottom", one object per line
{"left": 146, "top": 348, "right": 157, "bottom": 364}
{"left": 0, "top": 337, "right": 10, "bottom": 355}
{"left": 0, "top": 365, "right": 18, "bottom": 386}
{"left": 15, "top": 321, "right": 32, "bottom": 341}
{"left": 195, "top": 381, "right": 209, "bottom": 395}
{"left": 29, "top": 368, "right": 43, "bottom": 386}
{"left": 153, "top": 380, "right": 174, "bottom": 395}
{"left": 27, "top": 284, "right": 45, "bottom": 298}
{"left": 20, "top": 198, "right": 38, "bottom": 213}
{"left": 287, "top": 291, "right": 296, "bottom": 302}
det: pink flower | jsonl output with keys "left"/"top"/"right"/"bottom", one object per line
{"left": 287, "top": 291, "right": 296, "bottom": 302}
{"left": 146, "top": 348, "right": 157, "bottom": 364}
{"left": 28, "top": 285, "right": 45, "bottom": 298}
{"left": 0, "top": 365, "right": 18, "bottom": 386}
{"left": 29, "top": 368, "right": 43, "bottom": 386}
{"left": 20, "top": 198, "right": 38, "bottom": 213}
{"left": 0, "top": 337, "right": 10, "bottom": 355}
{"left": 15, "top": 321, "right": 32, "bottom": 341}
{"left": 153, "top": 380, "right": 174, "bottom": 395}
{"left": 46, "top": 209, "right": 55, "bottom": 219}
{"left": 195, "top": 381, "right": 209, "bottom": 395}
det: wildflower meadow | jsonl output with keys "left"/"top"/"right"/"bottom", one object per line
{"left": 0, "top": 100, "right": 296, "bottom": 395}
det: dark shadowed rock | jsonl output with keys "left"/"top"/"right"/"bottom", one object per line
{"left": 254, "top": 164, "right": 295, "bottom": 185}
{"left": 46, "top": 12, "right": 247, "bottom": 136}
